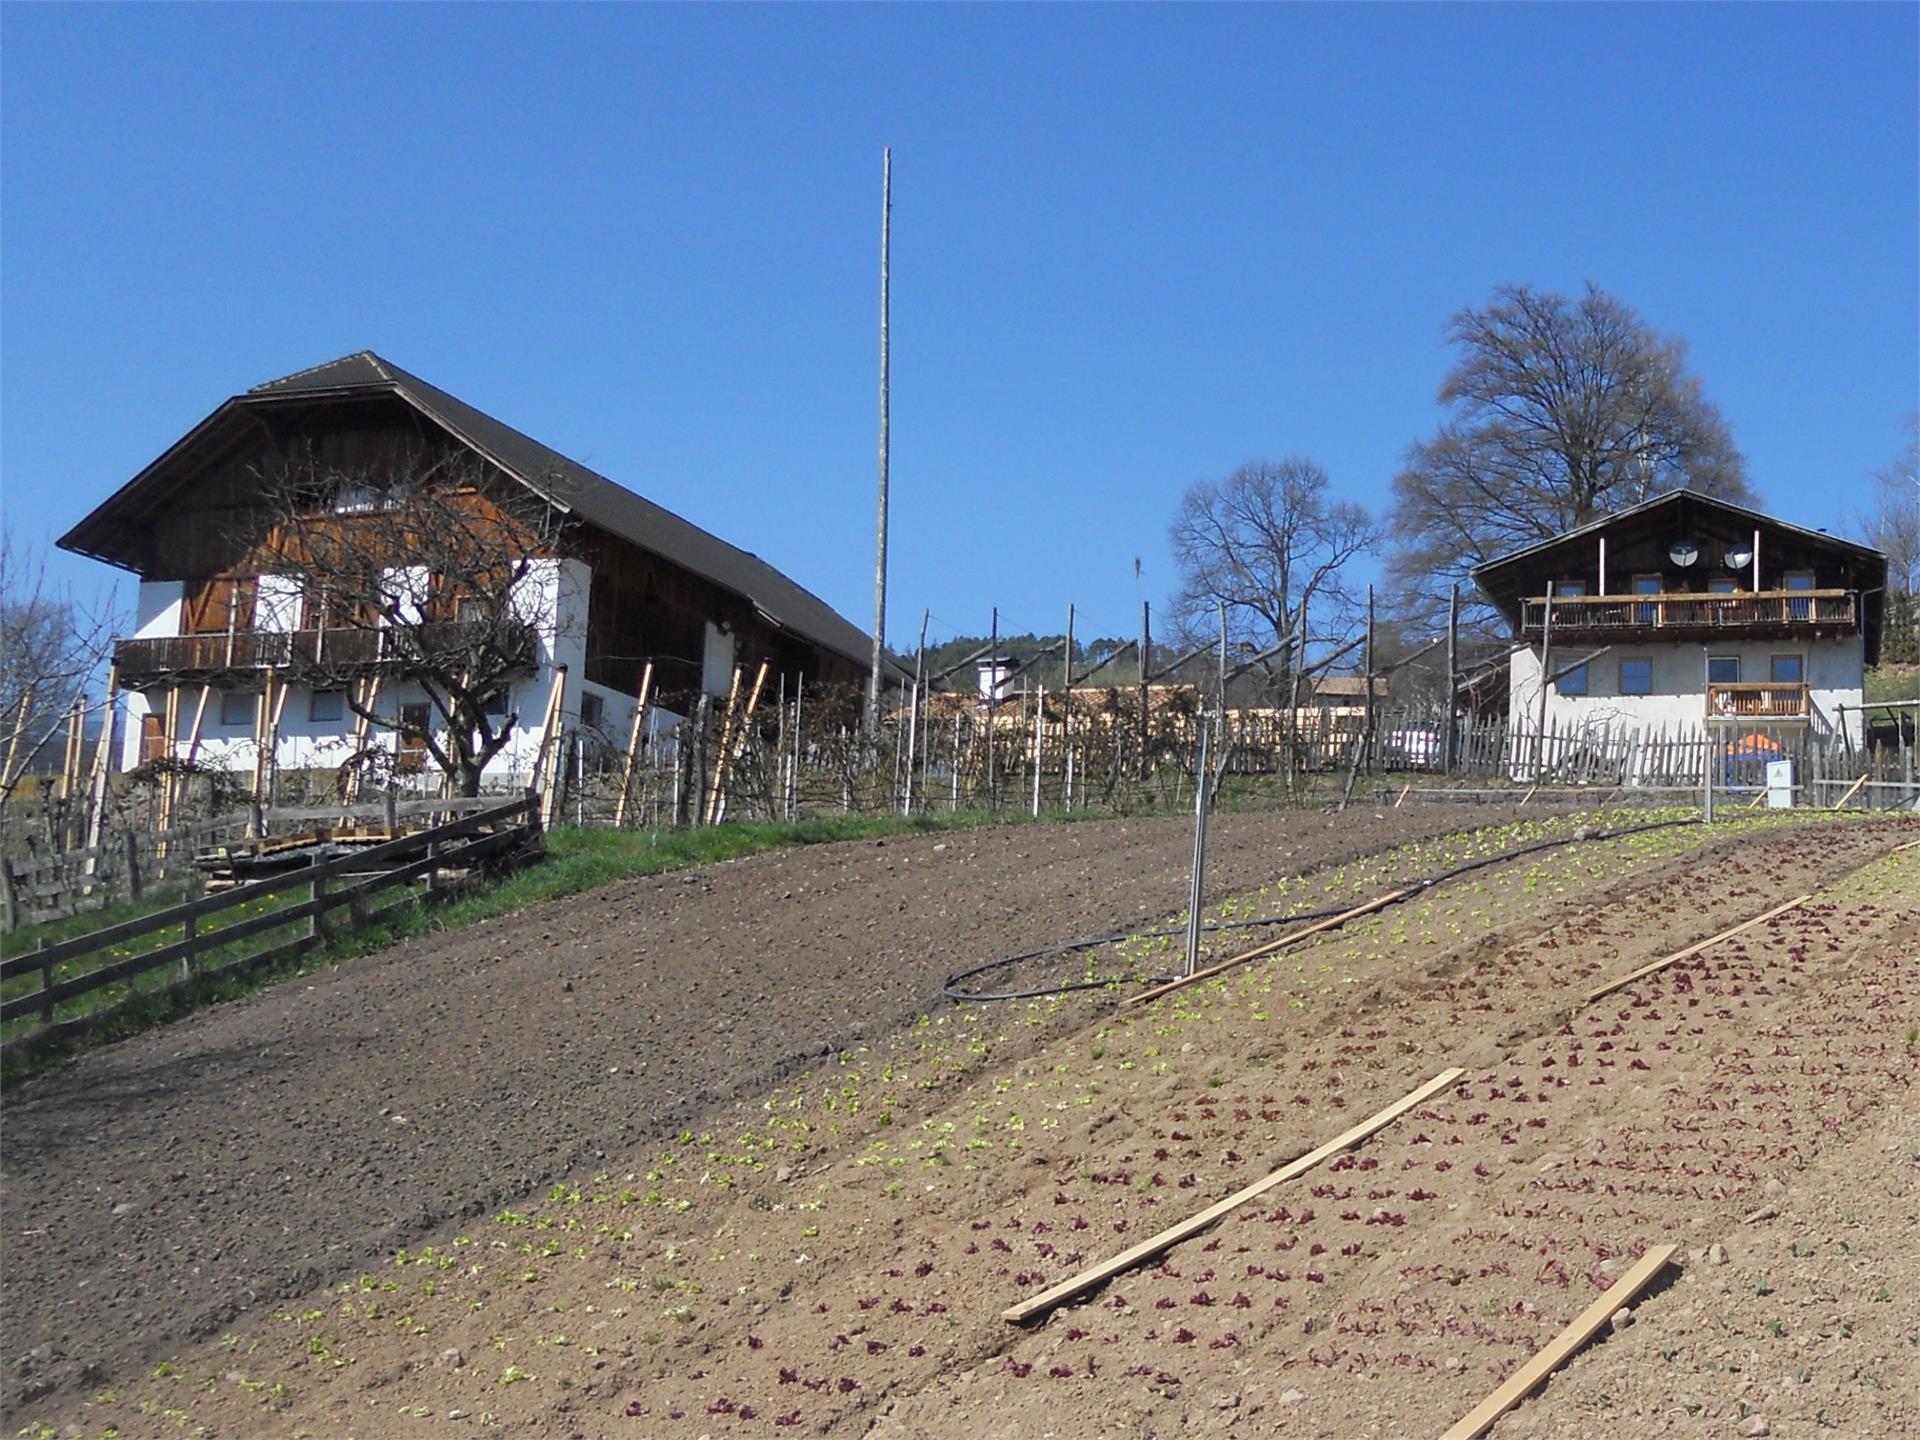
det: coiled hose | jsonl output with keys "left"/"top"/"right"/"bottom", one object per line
{"left": 939, "top": 815, "right": 1700, "bottom": 1004}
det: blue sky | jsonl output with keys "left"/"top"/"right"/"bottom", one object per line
{"left": 3, "top": 3, "right": 1914, "bottom": 653}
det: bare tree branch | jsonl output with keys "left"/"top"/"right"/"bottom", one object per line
{"left": 1388, "top": 282, "right": 1755, "bottom": 634}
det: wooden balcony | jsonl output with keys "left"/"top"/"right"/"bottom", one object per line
{"left": 1521, "top": 589, "right": 1855, "bottom": 639}
{"left": 1707, "top": 681, "right": 1810, "bottom": 721}
{"left": 114, "top": 623, "right": 535, "bottom": 686}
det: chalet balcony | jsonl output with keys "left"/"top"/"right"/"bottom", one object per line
{"left": 114, "top": 622, "right": 536, "bottom": 687}
{"left": 1520, "top": 589, "right": 1856, "bottom": 640}
{"left": 1707, "top": 681, "right": 1810, "bottom": 721}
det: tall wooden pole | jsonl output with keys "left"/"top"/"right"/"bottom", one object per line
{"left": 866, "top": 146, "right": 892, "bottom": 734}
{"left": 1444, "top": 584, "right": 1459, "bottom": 774}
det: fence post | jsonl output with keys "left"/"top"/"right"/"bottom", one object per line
{"left": 0, "top": 857, "right": 19, "bottom": 933}
{"left": 181, "top": 912, "right": 199, "bottom": 982}
{"left": 312, "top": 871, "right": 330, "bottom": 942}
{"left": 38, "top": 939, "right": 54, "bottom": 1025}
{"left": 124, "top": 831, "right": 143, "bottom": 902}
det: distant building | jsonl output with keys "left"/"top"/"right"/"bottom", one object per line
{"left": 1472, "top": 491, "right": 1885, "bottom": 755}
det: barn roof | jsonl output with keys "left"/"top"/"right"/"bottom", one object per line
{"left": 60, "top": 351, "right": 891, "bottom": 675}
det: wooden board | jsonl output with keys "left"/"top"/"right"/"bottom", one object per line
{"left": 1126, "top": 889, "right": 1410, "bottom": 1008}
{"left": 1830, "top": 773, "right": 1869, "bottom": 810}
{"left": 1583, "top": 894, "right": 1811, "bottom": 1003}
{"left": 1001, "top": 1067, "right": 1466, "bottom": 1324}
{"left": 1891, "top": 836, "right": 1920, "bottom": 854}
{"left": 1439, "top": 1244, "right": 1679, "bottom": 1440}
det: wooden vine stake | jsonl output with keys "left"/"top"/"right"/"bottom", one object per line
{"left": 1830, "top": 773, "right": 1869, "bottom": 810}
{"left": 1440, "top": 1244, "right": 1679, "bottom": 1440}
{"left": 611, "top": 661, "right": 655, "bottom": 830}
{"left": 1583, "top": 893, "right": 1811, "bottom": 1003}
{"left": 1126, "top": 888, "right": 1411, "bottom": 1008}
{"left": 1002, "top": 1067, "right": 1466, "bottom": 1324}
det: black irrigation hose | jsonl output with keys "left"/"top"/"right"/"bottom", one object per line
{"left": 939, "top": 815, "right": 1702, "bottom": 1004}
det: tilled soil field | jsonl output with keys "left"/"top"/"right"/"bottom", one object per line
{"left": 24, "top": 810, "right": 1918, "bottom": 1439}
{"left": 3, "top": 803, "right": 1535, "bottom": 1417}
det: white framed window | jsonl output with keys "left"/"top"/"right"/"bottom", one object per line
{"left": 218, "top": 692, "right": 254, "bottom": 727}
{"left": 309, "top": 690, "right": 346, "bottom": 723}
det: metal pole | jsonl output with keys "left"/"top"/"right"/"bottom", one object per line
{"left": 987, "top": 606, "right": 999, "bottom": 811}
{"left": 866, "top": 146, "right": 892, "bottom": 734}
{"left": 1138, "top": 600, "right": 1151, "bottom": 780}
{"left": 1702, "top": 647, "right": 1715, "bottom": 824}
{"left": 1444, "top": 584, "right": 1459, "bottom": 775}
{"left": 1533, "top": 582, "right": 1555, "bottom": 782}
{"left": 1183, "top": 719, "right": 1213, "bottom": 979}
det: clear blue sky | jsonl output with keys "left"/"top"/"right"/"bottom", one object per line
{"left": 3, "top": 2, "right": 1915, "bottom": 653}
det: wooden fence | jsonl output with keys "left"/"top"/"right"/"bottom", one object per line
{"left": 0, "top": 794, "right": 508, "bottom": 933}
{"left": 0, "top": 797, "right": 537, "bottom": 1053}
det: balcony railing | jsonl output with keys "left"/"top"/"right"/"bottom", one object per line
{"left": 1707, "top": 681, "right": 1810, "bottom": 720}
{"left": 114, "top": 623, "right": 535, "bottom": 684}
{"left": 1521, "top": 589, "right": 1855, "bottom": 636}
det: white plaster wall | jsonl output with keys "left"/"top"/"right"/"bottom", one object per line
{"left": 137, "top": 556, "right": 606, "bottom": 789}
{"left": 1509, "top": 634, "right": 1866, "bottom": 750}
{"left": 134, "top": 580, "right": 183, "bottom": 638}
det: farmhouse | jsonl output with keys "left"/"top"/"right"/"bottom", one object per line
{"left": 1472, "top": 491, "right": 1886, "bottom": 763}
{"left": 58, "top": 351, "right": 886, "bottom": 787}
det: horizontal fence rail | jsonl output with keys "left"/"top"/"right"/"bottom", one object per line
{"left": 1, "top": 797, "right": 536, "bottom": 1046}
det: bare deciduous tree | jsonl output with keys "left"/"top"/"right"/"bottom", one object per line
{"left": 1861, "top": 414, "right": 1919, "bottom": 666}
{"left": 1, "top": 529, "right": 117, "bottom": 805}
{"left": 1169, "top": 457, "right": 1378, "bottom": 698}
{"left": 246, "top": 446, "right": 570, "bottom": 796}
{"left": 1389, "top": 283, "right": 1755, "bottom": 630}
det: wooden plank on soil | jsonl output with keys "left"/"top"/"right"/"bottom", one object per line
{"left": 1001, "top": 1067, "right": 1466, "bottom": 1324}
{"left": 1439, "top": 1243, "right": 1679, "bottom": 1440}
{"left": 1124, "top": 888, "right": 1412, "bottom": 1008}
{"left": 1583, "top": 894, "right": 1812, "bottom": 1003}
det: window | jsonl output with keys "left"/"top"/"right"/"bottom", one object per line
{"left": 219, "top": 691, "right": 254, "bottom": 727}
{"left": 1632, "top": 574, "right": 1662, "bottom": 624}
{"left": 1556, "top": 663, "right": 1589, "bottom": 696}
{"left": 579, "top": 692, "right": 605, "bottom": 729}
{"left": 1620, "top": 657, "right": 1653, "bottom": 695}
{"left": 1708, "top": 656, "right": 1740, "bottom": 685}
{"left": 1708, "top": 577, "right": 1739, "bottom": 595}
{"left": 1785, "top": 570, "right": 1815, "bottom": 620}
{"left": 1771, "top": 654, "right": 1804, "bottom": 685}
{"left": 309, "top": 690, "right": 345, "bottom": 723}
{"left": 1557, "top": 580, "right": 1588, "bottom": 598}
{"left": 481, "top": 688, "right": 509, "bottom": 719}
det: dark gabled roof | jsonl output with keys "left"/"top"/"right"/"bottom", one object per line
{"left": 65, "top": 351, "right": 895, "bottom": 676}
{"left": 1468, "top": 488, "right": 1887, "bottom": 663}
{"left": 1470, "top": 489, "right": 1883, "bottom": 581}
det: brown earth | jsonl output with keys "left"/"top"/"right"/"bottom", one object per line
{"left": 23, "top": 810, "right": 1919, "bottom": 1439}
{"left": 2, "top": 802, "right": 1544, "bottom": 1418}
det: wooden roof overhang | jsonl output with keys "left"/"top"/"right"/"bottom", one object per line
{"left": 59, "top": 353, "right": 907, "bottom": 680}
{"left": 1470, "top": 491, "right": 1887, "bottom": 664}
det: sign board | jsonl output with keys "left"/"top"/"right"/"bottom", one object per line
{"left": 1765, "top": 758, "right": 1794, "bottom": 809}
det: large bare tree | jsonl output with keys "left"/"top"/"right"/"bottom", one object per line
{"left": 1860, "top": 415, "right": 1919, "bottom": 666}
{"left": 246, "top": 445, "right": 568, "bottom": 796}
{"left": 0, "top": 529, "right": 117, "bottom": 806}
{"left": 1388, "top": 283, "right": 1755, "bottom": 630}
{"left": 1169, "top": 457, "right": 1377, "bottom": 696}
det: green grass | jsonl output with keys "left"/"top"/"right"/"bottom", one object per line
{"left": 1, "top": 882, "right": 201, "bottom": 963}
